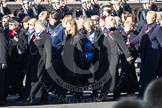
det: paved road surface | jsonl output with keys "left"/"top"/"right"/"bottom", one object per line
{"left": 4, "top": 102, "right": 117, "bottom": 108}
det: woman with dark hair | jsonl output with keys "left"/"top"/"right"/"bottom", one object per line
{"left": 6, "top": 17, "right": 27, "bottom": 99}
{"left": 47, "top": 11, "right": 64, "bottom": 60}
{"left": 47, "top": 11, "right": 63, "bottom": 47}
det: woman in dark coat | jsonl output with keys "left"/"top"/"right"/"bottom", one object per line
{"left": 28, "top": 20, "right": 52, "bottom": 104}
{"left": 83, "top": 18, "right": 113, "bottom": 100}
{"left": 0, "top": 27, "right": 9, "bottom": 106}
{"left": 7, "top": 17, "right": 27, "bottom": 98}
{"left": 24, "top": 18, "right": 40, "bottom": 99}
{"left": 128, "top": 11, "right": 162, "bottom": 97}
{"left": 120, "top": 20, "right": 139, "bottom": 95}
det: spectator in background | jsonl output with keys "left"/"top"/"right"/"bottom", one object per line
{"left": 149, "top": 0, "right": 158, "bottom": 11}
{"left": 102, "top": 4, "right": 112, "bottom": 17}
{"left": 49, "top": 0, "right": 60, "bottom": 13}
{"left": 91, "top": 0, "right": 100, "bottom": 15}
{"left": 59, "top": 0, "right": 72, "bottom": 19}
{"left": 0, "top": 0, "right": 11, "bottom": 19}
{"left": 136, "top": 3, "right": 148, "bottom": 33}
{"left": 118, "top": 0, "right": 132, "bottom": 13}
{"left": 31, "top": 0, "right": 46, "bottom": 18}
{"left": 112, "top": 1, "right": 123, "bottom": 17}
{"left": 17, "top": 0, "right": 35, "bottom": 22}
{"left": 144, "top": 78, "right": 162, "bottom": 108}
{"left": 76, "top": 0, "right": 96, "bottom": 18}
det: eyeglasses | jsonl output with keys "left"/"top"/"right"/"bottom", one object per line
{"left": 28, "top": 24, "right": 33, "bottom": 26}
{"left": 9, "top": 24, "right": 16, "bottom": 26}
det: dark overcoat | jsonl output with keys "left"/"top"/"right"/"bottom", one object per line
{"left": 130, "top": 22, "right": 162, "bottom": 94}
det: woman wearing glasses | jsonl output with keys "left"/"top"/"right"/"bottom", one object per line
{"left": 6, "top": 17, "right": 27, "bottom": 101}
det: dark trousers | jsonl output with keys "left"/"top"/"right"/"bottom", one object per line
{"left": 119, "top": 54, "right": 139, "bottom": 93}
{"left": 0, "top": 64, "right": 5, "bottom": 102}
{"left": 139, "top": 48, "right": 159, "bottom": 96}
{"left": 29, "top": 74, "right": 48, "bottom": 103}
{"left": 29, "top": 59, "right": 48, "bottom": 103}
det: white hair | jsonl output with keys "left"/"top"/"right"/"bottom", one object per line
{"left": 105, "top": 16, "right": 116, "bottom": 28}
{"left": 35, "top": 20, "right": 46, "bottom": 32}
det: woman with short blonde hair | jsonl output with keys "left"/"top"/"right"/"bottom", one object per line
{"left": 35, "top": 20, "right": 46, "bottom": 33}
{"left": 145, "top": 11, "right": 156, "bottom": 25}
{"left": 26, "top": 18, "right": 37, "bottom": 45}
{"left": 28, "top": 18, "right": 37, "bottom": 27}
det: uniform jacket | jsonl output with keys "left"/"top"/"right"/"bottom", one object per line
{"left": 47, "top": 23, "right": 64, "bottom": 50}
{"left": 17, "top": 8, "right": 35, "bottom": 21}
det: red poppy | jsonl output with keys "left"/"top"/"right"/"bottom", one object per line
{"left": 8, "top": 28, "right": 17, "bottom": 38}
{"left": 108, "top": 31, "right": 113, "bottom": 37}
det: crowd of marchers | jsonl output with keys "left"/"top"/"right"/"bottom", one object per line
{"left": 0, "top": 0, "right": 162, "bottom": 106}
